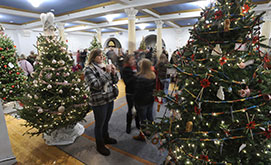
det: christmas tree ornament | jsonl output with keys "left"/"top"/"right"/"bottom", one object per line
{"left": 47, "top": 84, "right": 52, "bottom": 89}
{"left": 58, "top": 106, "right": 65, "bottom": 113}
{"left": 58, "top": 60, "right": 65, "bottom": 66}
{"left": 217, "top": 86, "right": 225, "bottom": 100}
{"left": 228, "top": 86, "right": 232, "bottom": 93}
{"left": 212, "top": 44, "right": 222, "bottom": 56}
{"left": 239, "top": 144, "right": 246, "bottom": 153}
{"left": 8, "top": 62, "right": 14, "bottom": 68}
{"left": 185, "top": 121, "right": 193, "bottom": 132}
{"left": 263, "top": 94, "right": 271, "bottom": 101}
{"left": 75, "top": 88, "right": 80, "bottom": 93}
{"left": 239, "top": 86, "right": 250, "bottom": 97}
{"left": 46, "top": 73, "right": 52, "bottom": 79}
{"left": 238, "top": 60, "right": 254, "bottom": 69}
{"left": 224, "top": 19, "right": 231, "bottom": 32}
{"left": 59, "top": 89, "right": 63, "bottom": 94}
{"left": 34, "top": 95, "right": 39, "bottom": 99}
{"left": 52, "top": 59, "right": 57, "bottom": 64}
{"left": 38, "top": 108, "right": 43, "bottom": 113}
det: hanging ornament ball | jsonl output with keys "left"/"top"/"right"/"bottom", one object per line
{"left": 47, "top": 84, "right": 52, "bottom": 89}
{"left": 59, "top": 89, "right": 63, "bottom": 94}
{"left": 228, "top": 87, "right": 232, "bottom": 93}
{"left": 56, "top": 72, "right": 60, "bottom": 76}
{"left": 11, "top": 85, "right": 15, "bottom": 88}
{"left": 3, "top": 88, "right": 6, "bottom": 92}
{"left": 34, "top": 95, "right": 39, "bottom": 99}
{"left": 77, "top": 78, "right": 81, "bottom": 83}
{"left": 9, "top": 90, "right": 13, "bottom": 93}
{"left": 75, "top": 88, "right": 80, "bottom": 93}
{"left": 27, "top": 94, "right": 32, "bottom": 99}
{"left": 1, "top": 56, "right": 4, "bottom": 59}
{"left": 58, "top": 60, "right": 65, "bottom": 66}
{"left": 58, "top": 106, "right": 65, "bottom": 113}
{"left": 52, "top": 59, "right": 57, "bottom": 64}
{"left": 185, "top": 121, "right": 193, "bottom": 132}
{"left": 16, "top": 72, "right": 20, "bottom": 75}
{"left": 38, "top": 108, "right": 43, "bottom": 113}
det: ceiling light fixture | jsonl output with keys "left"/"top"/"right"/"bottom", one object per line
{"left": 193, "top": 0, "right": 215, "bottom": 9}
{"left": 105, "top": 14, "right": 120, "bottom": 22}
{"left": 137, "top": 23, "right": 148, "bottom": 30}
{"left": 28, "top": 0, "right": 44, "bottom": 8}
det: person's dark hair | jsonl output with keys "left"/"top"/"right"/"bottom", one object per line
{"left": 123, "top": 54, "right": 134, "bottom": 66}
{"left": 86, "top": 48, "right": 102, "bottom": 65}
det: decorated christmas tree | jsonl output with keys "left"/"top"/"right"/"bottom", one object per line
{"left": 18, "top": 13, "right": 90, "bottom": 137}
{"left": 145, "top": 0, "right": 271, "bottom": 164}
{"left": 139, "top": 37, "right": 146, "bottom": 51}
{"left": 0, "top": 25, "right": 26, "bottom": 102}
{"left": 89, "top": 36, "right": 102, "bottom": 52}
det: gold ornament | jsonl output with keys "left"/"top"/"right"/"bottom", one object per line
{"left": 224, "top": 19, "right": 231, "bottom": 32}
{"left": 185, "top": 121, "right": 193, "bottom": 132}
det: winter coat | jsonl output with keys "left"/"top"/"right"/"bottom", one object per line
{"left": 84, "top": 63, "right": 119, "bottom": 106}
{"left": 122, "top": 65, "right": 137, "bottom": 94}
{"left": 134, "top": 76, "right": 156, "bottom": 106}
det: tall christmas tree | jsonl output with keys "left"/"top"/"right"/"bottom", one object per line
{"left": 18, "top": 13, "right": 90, "bottom": 137}
{"left": 0, "top": 25, "right": 26, "bottom": 102}
{"left": 89, "top": 36, "right": 102, "bottom": 52}
{"left": 146, "top": 0, "right": 271, "bottom": 164}
{"left": 139, "top": 37, "right": 146, "bottom": 51}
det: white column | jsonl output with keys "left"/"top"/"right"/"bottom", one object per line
{"left": 125, "top": 8, "right": 138, "bottom": 54}
{"left": 96, "top": 28, "right": 102, "bottom": 44}
{"left": 57, "top": 22, "right": 66, "bottom": 42}
{"left": 262, "top": 11, "right": 271, "bottom": 46}
{"left": 156, "top": 20, "right": 164, "bottom": 59}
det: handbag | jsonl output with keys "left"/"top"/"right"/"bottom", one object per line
{"left": 112, "top": 84, "right": 119, "bottom": 98}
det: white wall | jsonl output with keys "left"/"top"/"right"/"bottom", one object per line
{"left": 4, "top": 27, "right": 192, "bottom": 57}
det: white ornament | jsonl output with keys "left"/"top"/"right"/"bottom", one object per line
{"left": 239, "top": 144, "right": 246, "bottom": 153}
{"left": 47, "top": 84, "right": 52, "bottom": 89}
{"left": 52, "top": 59, "right": 57, "bottom": 64}
{"left": 212, "top": 44, "right": 222, "bottom": 56}
{"left": 27, "top": 94, "right": 32, "bottom": 99}
{"left": 59, "top": 89, "right": 63, "bottom": 94}
{"left": 217, "top": 86, "right": 225, "bottom": 100}
{"left": 58, "top": 106, "right": 65, "bottom": 113}
{"left": 238, "top": 60, "right": 254, "bottom": 69}
{"left": 8, "top": 62, "right": 14, "bottom": 68}
{"left": 38, "top": 108, "right": 43, "bottom": 113}
{"left": 33, "top": 80, "right": 38, "bottom": 84}
{"left": 75, "top": 88, "right": 80, "bottom": 93}
{"left": 58, "top": 60, "right": 65, "bottom": 66}
{"left": 77, "top": 78, "right": 81, "bottom": 82}
{"left": 34, "top": 95, "right": 39, "bottom": 99}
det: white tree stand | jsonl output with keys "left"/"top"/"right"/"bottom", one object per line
{"left": 43, "top": 123, "right": 85, "bottom": 146}
{"left": 0, "top": 101, "right": 17, "bottom": 165}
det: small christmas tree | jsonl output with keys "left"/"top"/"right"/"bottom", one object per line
{"left": 145, "top": 0, "right": 271, "bottom": 164}
{"left": 89, "top": 36, "right": 102, "bottom": 52}
{"left": 139, "top": 37, "right": 146, "bottom": 51}
{"left": 0, "top": 25, "right": 26, "bottom": 102}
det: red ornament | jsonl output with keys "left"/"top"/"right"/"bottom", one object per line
{"left": 246, "top": 121, "right": 256, "bottom": 129}
{"left": 252, "top": 36, "right": 259, "bottom": 44}
{"left": 264, "top": 126, "right": 271, "bottom": 139}
{"left": 14, "top": 45, "right": 16, "bottom": 48}
{"left": 194, "top": 106, "right": 201, "bottom": 115}
{"left": 3, "top": 97, "right": 6, "bottom": 100}
{"left": 219, "top": 56, "right": 228, "bottom": 66}
{"left": 191, "top": 54, "right": 195, "bottom": 61}
{"left": 200, "top": 154, "right": 209, "bottom": 161}
{"left": 1, "top": 56, "right": 4, "bottom": 59}
{"left": 242, "top": 4, "right": 250, "bottom": 14}
{"left": 200, "top": 79, "right": 211, "bottom": 88}
{"left": 214, "top": 10, "right": 223, "bottom": 20}
{"left": 4, "top": 65, "right": 7, "bottom": 68}
{"left": 0, "top": 47, "right": 3, "bottom": 51}
{"left": 264, "top": 54, "right": 270, "bottom": 63}
{"left": 66, "top": 40, "right": 68, "bottom": 42}
{"left": 16, "top": 72, "right": 20, "bottom": 75}
{"left": 11, "top": 85, "right": 14, "bottom": 88}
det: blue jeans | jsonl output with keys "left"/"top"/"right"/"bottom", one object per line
{"left": 92, "top": 101, "right": 114, "bottom": 142}
{"left": 160, "top": 78, "right": 170, "bottom": 102}
{"left": 135, "top": 102, "right": 154, "bottom": 128}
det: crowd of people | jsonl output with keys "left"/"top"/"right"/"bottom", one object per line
{"left": 83, "top": 47, "right": 174, "bottom": 156}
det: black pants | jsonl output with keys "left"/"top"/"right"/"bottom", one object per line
{"left": 126, "top": 94, "right": 134, "bottom": 117}
{"left": 92, "top": 101, "right": 114, "bottom": 143}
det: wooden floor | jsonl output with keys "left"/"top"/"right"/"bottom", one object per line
{"left": 5, "top": 79, "right": 175, "bottom": 165}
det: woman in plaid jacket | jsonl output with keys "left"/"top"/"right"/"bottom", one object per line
{"left": 84, "top": 49, "right": 119, "bottom": 156}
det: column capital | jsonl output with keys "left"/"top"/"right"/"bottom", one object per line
{"left": 263, "top": 11, "right": 271, "bottom": 21}
{"left": 56, "top": 22, "right": 65, "bottom": 30}
{"left": 125, "top": 8, "right": 138, "bottom": 20}
{"left": 155, "top": 20, "right": 164, "bottom": 28}
{"left": 96, "top": 28, "right": 101, "bottom": 33}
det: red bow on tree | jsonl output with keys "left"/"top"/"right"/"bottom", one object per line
{"left": 246, "top": 121, "right": 256, "bottom": 129}
{"left": 194, "top": 106, "right": 201, "bottom": 115}
{"left": 200, "top": 79, "right": 211, "bottom": 88}
{"left": 215, "top": 10, "right": 223, "bottom": 20}
{"left": 264, "top": 126, "right": 271, "bottom": 139}
{"left": 200, "top": 154, "right": 209, "bottom": 161}
{"left": 219, "top": 56, "right": 228, "bottom": 66}
{"left": 242, "top": 4, "right": 250, "bottom": 14}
